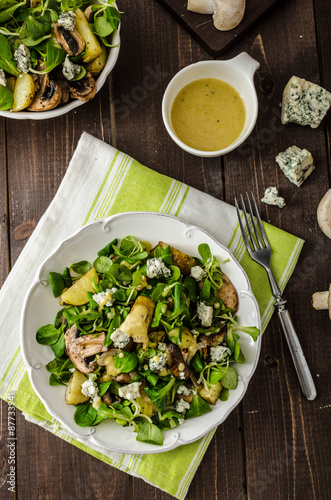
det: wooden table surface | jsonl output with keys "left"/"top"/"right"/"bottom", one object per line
{"left": 1, "top": 0, "right": 330, "bottom": 498}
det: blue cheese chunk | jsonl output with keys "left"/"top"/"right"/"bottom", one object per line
{"left": 110, "top": 329, "right": 130, "bottom": 349}
{"left": 146, "top": 257, "right": 171, "bottom": 279}
{"left": 210, "top": 345, "right": 231, "bottom": 363}
{"left": 197, "top": 302, "right": 213, "bottom": 327}
{"left": 190, "top": 265, "right": 207, "bottom": 281}
{"left": 175, "top": 399, "right": 190, "bottom": 413}
{"left": 281, "top": 76, "right": 331, "bottom": 129}
{"left": 275, "top": 146, "right": 315, "bottom": 187}
{"left": 62, "top": 54, "right": 81, "bottom": 81}
{"left": 57, "top": 11, "right": 76, "bottom": 31}
{"left": 118, "top": 382, "right": 141, "bottom": 401}
{"left": 261, "top": 187, "right": 286, "bottom": 208}
{"left": 149, "top": 353, "right": 167, "bottom": 372}
{"left": 13, "top": 44, "right": 31, "bottom": 73}
{"left": 0, "top": 69, "right": 7, "bottom": 87}
{"left": 81, "top": 379, "right": 99, "bottom": 400}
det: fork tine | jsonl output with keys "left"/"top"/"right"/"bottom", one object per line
{"left": 239, "top": 194, "right": 258, "bottom": 251}
{"left": 234, "top": 197, "right": 253, "bottom": 254}
{"left": 250, "top": 191, "right": 271, "bottom": 251}
{"left": 245, "top": 192, "right": 264, "bottom": 249}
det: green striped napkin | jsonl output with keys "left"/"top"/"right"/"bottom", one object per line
{"left": 0, "top": 132, "right": 304, "bottom": 499}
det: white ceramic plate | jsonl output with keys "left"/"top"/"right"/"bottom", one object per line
{"left": 21, "top": 212, "right": 261, "bottom": 454}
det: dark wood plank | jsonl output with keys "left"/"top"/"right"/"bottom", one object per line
{"left": 156, "top": 0, "right": 284, "bottom": 57}
{"left": 219, "top": 0, "right": 331, "bottom": 498}
{"left": 1, "top": 0, "right": 330, "bottom": 498}
{"left": 0, "top": 119, "right": 13, "bottom": 500}
{"left": 16, "top": 412, "right": 131, "bottom": 500}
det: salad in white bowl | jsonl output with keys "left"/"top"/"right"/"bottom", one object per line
{"left": 0, "top": 0, "right": 121, "bottom": 118}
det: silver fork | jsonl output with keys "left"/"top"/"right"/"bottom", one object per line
{"left": 235, "top": 192, "right": 317, "bottom": 401}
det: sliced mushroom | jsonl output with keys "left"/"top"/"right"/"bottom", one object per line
{"left": 199, "top": 328, "right": 226, "bottom": 346}
{"left": 56, "top": 77, "right": 70, "bottom": 104}
{"left": 65, "top": 325, "right": 108, "bottom": 374}
{"left": 317, "top": 189, "right": 331, "bottom": 239}
{"left": 84, "top": 5, "right": 96, "bottom": 23}
{"left": 28, "top": 74, "right": 62, "bottom": 111}
{"left": 54, "top": 23, "right": 85, "bottom": 56}
{"left": 103, "top": 391, "right": 121, "bottom": 407}
{"left": 112, "top": 372, "right": 134, "bottom": 383}
{"left": 68, "top": 72, "right": 97, "bottom": 102}
{"left": 166, "top": 343, "right": 190, "bottom": 380}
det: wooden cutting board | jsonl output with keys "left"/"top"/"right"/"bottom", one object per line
{"left": 156, "top": 0, "right": 284, "bottom": 57}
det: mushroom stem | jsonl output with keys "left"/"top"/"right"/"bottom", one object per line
{"left": 312, "top": 284, "right": 331, "bottom": 320}
{"left": 312, "top": 291, "right": 328, "bottom": 310}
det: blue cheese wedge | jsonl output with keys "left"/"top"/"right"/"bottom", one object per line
{"left": 281, "top": 76, "right": 331, "bottom": 128}
{"left": 261, "top": 187, "right": 286, "bottom": 208}
{"left": 275, "top": 146, "right": 315, "bottom": 187}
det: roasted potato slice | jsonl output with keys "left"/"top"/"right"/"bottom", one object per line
{"left": 216, "top": 273, "right": 239, "bottom": 313}
{"left": 198, "top": 381, "right": 222, "bottom": 405}
{"left": 85, "top": 43, "right": 108, "bottom": 75}
{"left": 75, "top": 8, "right": 102, "bottom": 63}
{"left": 120, "top": 295, "right": 155, "bottom": 348}
{"left": 11, "top": 73, "right": 35, "bottom": 112}
{"left": 154, "top": 242, "right": 196, "bottom": 275}
{"left": 65, "top": 370, "right": 89, "bottom": 405}
{"left": 60, "top": 267, "right": 98, "bottom": 305}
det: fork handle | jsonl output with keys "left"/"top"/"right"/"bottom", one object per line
{"left": 277, "top": 308, "right": 317, "bottom": 400}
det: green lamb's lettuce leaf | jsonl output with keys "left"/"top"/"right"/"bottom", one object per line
{"left": 185, "top": 393, "right": 212, "bottom": 419}
{"left": 0, "top": 34, "right": 20, "bottom": 76}
{"left": 0, "top": 84, "right": 14, "bottom": 110}
{"left": 136, "top": 421, "right": 163, "bottom": 446}
{"left": 0, "top": 1, "right": 26, "bottom": 24}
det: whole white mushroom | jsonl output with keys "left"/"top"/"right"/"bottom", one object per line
{"left": 187, "top": 0, "right": 246, "bottom": 31}
{"left": 317, "top": 189, "right": 331, "bottom": 239}
{"left": 312, "top": 284, "right": 331, "bottom": 320}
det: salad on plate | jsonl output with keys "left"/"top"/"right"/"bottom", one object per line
{"left": 0, "top": 0, "right": 120, "bottom": 112}
{"left": 36, "top": 235, "right": 260, "bottom": 446}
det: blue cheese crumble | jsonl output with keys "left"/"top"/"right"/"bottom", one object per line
{"left": 190, "top": 265, "right": 207, "bottom": 281}
{"left": 281, "top": 76, "right": 331, "bottom": 129}
{"left": 175, "top": 399, "right": 190, "bottom": 413}
{"left": 118, "top": 382, "right": 141, "bottom": 401}
{"left": 62, "top": 54, "right": 81, "bottom": 81}
{"left": 149, "top": 353, "right": 167, "bottom": 372}
{"left": 197, "top": 301, "right": 213, "bottom": 327}
{"left": 0, "top": 69, "right": 7, "bottom": 87}
{"left": 177, "top": 385, "right": 192, "bottom": 396}
{"left": 110, "top": 329, "right": 130, "bottom": 349}
{"left": 57, "top": 11, "right": 76, "bottom": 31}
{"left": 146, "top": 257, "right": 171, "bottom": 279}
{"left": 275, "top": 146, "right": 315, "bottom": 187}
{"left": 210, "top": 345, "right": 231, "bottom": 363}
{"left": 92, "top": 287, "right": 117, "bottom": 307}
{"left": 261, "top": 187, "right": 286, "bottom": 208}
{"left": 13, "top": 44, "right": 31, "bottom": 73}
{"left": 81, "top": 378, "right": 99, "bottom": 400}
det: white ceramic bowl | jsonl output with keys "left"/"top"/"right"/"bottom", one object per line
{"left": 21, "top": 212, "right": 261, "bottom": 454}
{"left": 162, "top": 52, "right": 260, "bottom": 157}
{"left": 0, "top": 26, "right": 120, "bottom": 120}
